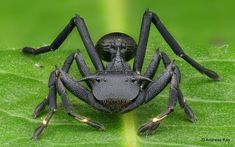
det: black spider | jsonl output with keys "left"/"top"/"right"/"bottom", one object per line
{"left": 22, "top": 10, "right": 219, "bottom": 140}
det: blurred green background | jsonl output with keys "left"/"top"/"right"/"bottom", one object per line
{"left": 0, "top": 0, "right": 234, "bottom": 146}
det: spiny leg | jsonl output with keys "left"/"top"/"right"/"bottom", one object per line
{"left": 161, "top": 52, "right": 196, "bottom": 122}
{"left": 22, "top": 15, "right": 104, "bottom": 71}
{"left": 56, "top": 78, "right": 104, "bottom": 130}
{"left": 134, "top": 10, "right": 219, "bottom": 80}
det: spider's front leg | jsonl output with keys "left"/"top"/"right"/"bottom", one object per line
{"left": 32, "top": 51, "right": 105, "bottom": 140}
{"left": 31, "top": 53, "right": 75, "bottom": 140}
{"left": 57, "top": 68, "right": 110, "bottom": 113}
{"left": 161, "top": 52, "right": 196, "bottom": 122}
{"left": 138, "top": 53, "right": 196, "bottom": 135}
{"left": 32, "top": 53, "right": 75, "bottom": 119}
{"left": 56, "top": 77, "right": 105, "bottom": 130}
{"left": 137, "top": 62, "right": 175, "bottom": 135}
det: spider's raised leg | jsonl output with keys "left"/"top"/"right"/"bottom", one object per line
{"left": 22, "top": 15, "right": 104, "bottom": 71}
{"left": 134, "top": 10, "right": 219, "bottom": 80}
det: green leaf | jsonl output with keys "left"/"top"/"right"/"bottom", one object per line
{"left": 0, "top": 0, "right": 234, "bottom": 147}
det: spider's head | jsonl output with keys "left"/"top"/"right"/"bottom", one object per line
{"left": 95, "top": 32, "right": 137, "bottom": 62}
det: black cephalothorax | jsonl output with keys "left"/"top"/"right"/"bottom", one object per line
{"left": 22, "top": 10, "right": 219, "bottom": 140}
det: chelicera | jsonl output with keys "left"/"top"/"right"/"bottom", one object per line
{"left": 22, "top": 10, "right": 219, "bottom": 140}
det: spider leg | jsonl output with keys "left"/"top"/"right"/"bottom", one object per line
{"left": 121, "top": 61, "right": 174, "bottom": 114}
{"left": 134, "top": 10, "right": 152, "bottom": 73}
{"left": 57, "top": 68, "right": 111, "bottom": 113}
{"left": 31, "top": 53, "right": 75, "bottom": 140}
{"left": 137, "top": 105, "right": 174, "bottom": 136}
{"left": 120, "top": 50, "right": 162, "bottom": 113}
{"left": 58, "top": 51, "right": 105, "bottom": 127}
{"left": 138, "top": 53, "right": 196, "bottom": 135}
{"left": 56, "top": 78, "right": 105, "bottom": 130}
{"left": 74, "top": 49, "right": 93, "bottom": 88}
{"left": 145, "top": 63, "right": 174, "bottom": 103}
{"left": 32, "top": 110, "right": 55, "bottom": 140}
{"left": 32, "top": 52, "right": 77, "bottom": 118}
{"left": 141, "top": 49, "right": 161, "bottom": 88}
{"left": 121, "top": 92, "right": 145, "bottom": 113}
{"left": 32, "top": 71, "right": 57, "bottom": 118}
{"left": 138, "top": 64, "right": 177, "bottom": 136}
{"left": 161, "top": 52, "right": 196, "bottom": 122}
{"left": 32, "top": 98, "right": 48, "bottom": 119}
{"left": 31, "top": 72, "right": 57, "bottom": 140}
{"left": 134, "top": 10, "right": 219, "bottom": 80}
{"left": 143, "top": 49, "right": 161, "bottom": 79}
{"left": 22, "top": 15, "right": 104, "bottom": 71}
